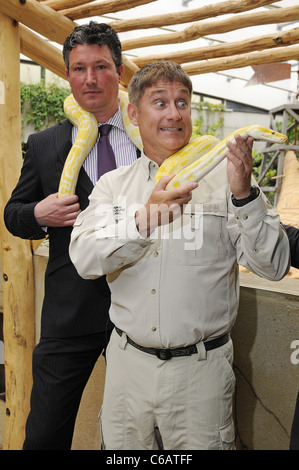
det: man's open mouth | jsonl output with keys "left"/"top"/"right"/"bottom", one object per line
{"left": 160, "top": 127, "right": 182, "bottom": 131}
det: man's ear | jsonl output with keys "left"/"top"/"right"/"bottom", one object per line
{"left": 127, "top": 102, "right": 139, "bottom": 126}
{"left": 118, "top": 64, "right": 125, "bottom": 82}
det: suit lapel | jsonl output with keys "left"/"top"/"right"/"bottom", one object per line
{"left": 76, "top": 167, "right": 94, "bottom": 209}
{"left": 56, "top": 120, "right": 73, "bottom": 168}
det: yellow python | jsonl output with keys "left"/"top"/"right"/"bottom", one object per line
{"left": 58, "top": 90, "right": 142, "bottom": 198}
{"left": 59, "top": 91, "right": 287, "bottom": 197}
{"left": 156, "top": 125, "right": 287, "bottom": 189}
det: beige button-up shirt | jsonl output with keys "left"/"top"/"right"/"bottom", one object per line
{"left": 70, "top": 153, "right": 290, "bottom": 348}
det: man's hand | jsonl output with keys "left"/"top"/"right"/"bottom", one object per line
{"left": 34, "top": 193, "right": 81, "bottom": 227}
{"left": 226, "top": 134, "right": 254, "bottom": 199}
{"left": 135, "top": 175, "right": 198, "bottom": 238}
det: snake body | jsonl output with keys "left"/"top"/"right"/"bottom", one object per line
{"left": 118, "top": 89, "right": 143, "bottom": 151}
{"left": 58, "top": 90, "right": 143, "bottom": 198}
{"left": 154, "top": 134, "right": 219, "bottom": 181}
{"left": 60, "top": 92, "right": 287, "bottom": 197}
{"left": 161, "top": 125, "right": 287, "bottom": 190}
{"left": 58, "top": 93, "right": 99, "bottom": 198}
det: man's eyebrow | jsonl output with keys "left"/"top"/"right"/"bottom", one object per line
{"left": 149, "top": 88, "right": 190, "bottom": 98}
{"left": 149, "top": 89, "right": 165, "bottom": 98}
{"left": 70, "top": 59, "right": 107, "bottom": 67}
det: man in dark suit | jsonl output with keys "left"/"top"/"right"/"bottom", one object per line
{"left": 4, "top": 22, "right": 139, "bottom": 450}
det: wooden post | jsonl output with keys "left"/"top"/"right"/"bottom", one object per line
{"left": 0, "top": 14, "right": 35, "bottom": 450}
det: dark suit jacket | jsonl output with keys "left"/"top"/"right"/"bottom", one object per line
{"left": 4, "top": 120, "right": 114, "bottom": 338}
{"left": 283, "top": 224, "right": 299, "bottom": 269}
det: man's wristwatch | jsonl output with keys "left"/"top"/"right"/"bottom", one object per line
{"left": 231, "top": 185, "right": 260, "bottom": 207}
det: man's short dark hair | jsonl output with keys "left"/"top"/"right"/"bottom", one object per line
{"left": 63, "top": 21, "right": 122, "bottom": 71}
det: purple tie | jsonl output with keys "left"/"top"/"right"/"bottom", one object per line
{"left": 97, "top": 124, "right": 116, "bottom": 178}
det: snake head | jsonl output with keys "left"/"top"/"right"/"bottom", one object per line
{"left": 245, "top": 125, "right": 287, "bottom": 143}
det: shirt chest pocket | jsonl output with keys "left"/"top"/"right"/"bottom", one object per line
{"left": 169, "top": 202, "right": 228, "bottom": 266}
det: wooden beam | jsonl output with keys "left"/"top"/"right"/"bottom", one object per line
{"left": 20, "top": 25, "right": 67, "bottom": 80}
{"left": 108, "top": 0, "right": 276, "bottom": 33}
{"left": 121, "top": 4, "right": 299, "bottom": 51}
{"left": 132, "top": 26, "right": 299, "bottom": 67}
{"left": 121, "top": 56, "right": 140, "bottom": 87}
{"left": 60, "top": 0, "right": 156, "bottom": 21}
{"left": 44, "top": 0, "right": 92, "bottom": 10}
{"left": 19, "top": 24, "right": 299, "bottom": 84}
{"left": 183, "top": 43, "right": 299, "bottom": 76}
{"left": 0, "top": 0, "right": 76, "bottom": 44}
{"left": 0, "top": 13, "right": 35, "bottom": 450}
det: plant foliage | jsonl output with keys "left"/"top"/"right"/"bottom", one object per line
{"left": 20, "top": 81, "right": 71, "bottom": 132}
{"left": 192, "top": 101, "right": 225, "bottom": 139}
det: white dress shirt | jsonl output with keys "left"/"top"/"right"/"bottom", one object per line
{"left": 69, "top": 152, "right": 290, "bottom": 349}
{"left": 72, "top": 106, "right": 137, "bottom": 184}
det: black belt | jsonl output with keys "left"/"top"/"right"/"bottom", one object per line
{"left": 115, "top": 327, "right": 230, "bottom": 361}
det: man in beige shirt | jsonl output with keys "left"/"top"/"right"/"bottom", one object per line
{"left": 69, "top": 61, "right": 290, "bottom": 450}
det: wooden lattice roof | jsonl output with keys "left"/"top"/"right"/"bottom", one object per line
{"left": 1, "top": 0, "right": 299, "bottom": 89}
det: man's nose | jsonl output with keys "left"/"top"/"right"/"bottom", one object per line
{"left": 86, "top": 68, "right": 96, "bottom": 85}
{"left": 167, "top": 103, "right": 182, "bottom": 120}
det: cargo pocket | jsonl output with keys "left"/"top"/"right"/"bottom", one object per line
{"left": 170, "top": 201, "right": 228, "bottom": 266}
{"left": 219, "top": 419, "right": 235, "bottom": 450}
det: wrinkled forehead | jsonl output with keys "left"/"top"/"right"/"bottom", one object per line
{"left": 145, "top": 80, "right": 191, "bottom": 98}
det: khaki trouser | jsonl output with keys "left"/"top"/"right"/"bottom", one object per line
{"left": 100, "top": 328, "right": 236, "bottom": 450}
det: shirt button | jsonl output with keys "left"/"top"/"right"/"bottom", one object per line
{"left": 234, "top": 214, "right": 239, "bottom": 220}
{"left": 242, "top": 215, "right": 248, "bottom": 220}
{"left": 153, "top": 251, "right": 159, "bottom": 257}
{"left": 152, "top": 327, "right": 157, "bottom": 332}
{"left": 151, "top": 289, "right": 156, "bottom": 294}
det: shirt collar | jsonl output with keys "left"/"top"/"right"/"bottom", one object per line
{"left": 140, "top": 151, "right": 159, "bottom": 182}
{"left": 72, "top": 106, "right": 125, "bottom": 141}
{"left": 98, "top": 105, "right": 124, "bottom": 132}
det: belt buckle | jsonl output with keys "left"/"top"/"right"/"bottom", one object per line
{"left": 155, "top": 348, "right": 172, "bottom": 360}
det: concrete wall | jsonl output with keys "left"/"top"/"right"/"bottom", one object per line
{"left": 0, "top": 249, "right": 298, "bottom": 450}
{"left": 233, "top": 273, "right": 299, "bottom": 450}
